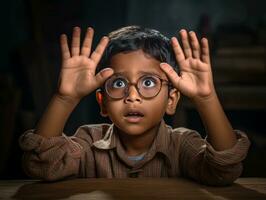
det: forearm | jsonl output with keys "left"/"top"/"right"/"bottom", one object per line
{"left": 35, "top": 94, "right": 80, "bottom": 138}
{"left": 193, "top": 92, "right": 237, "bottom": 151}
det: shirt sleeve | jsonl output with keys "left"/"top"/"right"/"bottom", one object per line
{"left": 19, "top": 127, "right": 95, "bottom": 181}
{"left": 178, "top": 128, "right": 250, "bottom": 186}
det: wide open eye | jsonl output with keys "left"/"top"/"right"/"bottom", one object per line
{"left": 112, "top": 78, "right": 127, "bottom": 88}
{"left": 141, "top": 76, "right": 158, "bottom": 88}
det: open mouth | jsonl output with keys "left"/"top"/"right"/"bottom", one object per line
{"left": 124, "top": 110, "right": 144, "bottom": 123}
{"left": 125, "top": 112, "right": 144, "bottom": 117}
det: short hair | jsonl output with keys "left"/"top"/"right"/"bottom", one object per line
{"left": 97, "top": 26, "right": 178, "bottom": 73}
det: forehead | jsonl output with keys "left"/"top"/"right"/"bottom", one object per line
{"left": 109, "top": 50, "right": 167, "bottom": 79}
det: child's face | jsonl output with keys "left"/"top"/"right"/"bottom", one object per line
{"left": 99, "top": 50, "right": 179, "bottom": 136}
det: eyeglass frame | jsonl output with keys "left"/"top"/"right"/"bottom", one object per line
{"left": 100, "top": 73, "right": 173, "bottom": 100}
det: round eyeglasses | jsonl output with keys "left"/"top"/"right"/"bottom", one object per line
{"left": 104, "top": 74, "right": 171, "bottom": 99}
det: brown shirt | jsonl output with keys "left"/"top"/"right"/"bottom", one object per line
{"left": 19, "top": 120, "right": 250, "bottom": 186}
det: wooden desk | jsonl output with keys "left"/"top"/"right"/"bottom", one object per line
{"left": 1, "top": 178, "right": 265, "bottom": 200}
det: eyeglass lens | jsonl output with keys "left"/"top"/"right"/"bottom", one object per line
{"left": 105, "top": 75, "right": 162, "bottom": 99}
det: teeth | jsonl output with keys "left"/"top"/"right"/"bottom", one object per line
{"left": 127, "top": 112, "right": 143, "bottom": 116}
{"left": 129, "top": 113, "right": 138, "bottom": 116}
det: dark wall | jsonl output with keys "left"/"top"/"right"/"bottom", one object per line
{"left": 1, "top": 0, "right": 266, "bottom": 179}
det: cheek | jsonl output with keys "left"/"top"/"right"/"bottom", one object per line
{"left": 156, "top": 88, "right": 169, "bottom": 105}
{"left": 152, "top": 96, "right": 169, "bottom": 115}
{"left": 105, "top": 100, "right": 123, "bottom": 115}
{"left": 105, "top": 101, "right": 125, "bottom": 125}
{"left": 145, "top": 90, "right": 169, "bottom": 117}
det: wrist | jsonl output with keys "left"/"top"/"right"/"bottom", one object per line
{"left": 54, "top": 93, "right": 81, "bottom": 107}
{"left": 192, "top": 90, "right": 218, "bottom": 107}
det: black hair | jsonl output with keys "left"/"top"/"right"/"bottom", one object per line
{"left": 97, "top": 26, "right": 178, "bottom": 73}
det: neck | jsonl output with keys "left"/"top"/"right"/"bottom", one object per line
{"left": 117, "top": 122, "right": 161, "bottom": 156}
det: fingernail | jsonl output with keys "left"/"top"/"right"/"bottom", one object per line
{"left": 60, "top": 34, "right": 66, "bottom": 38}
{"left": 171, "top": 37, "right": 177, "bottom": 42}
{"left": 160, "top": 63, "right": 167, "bottom": 67}
{"left": 102, "top": 36, "right": 109, "bottom": 41}
{"left": 102, "top": 67, "right": 112, "bottom": 71}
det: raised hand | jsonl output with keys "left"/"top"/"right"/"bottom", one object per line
{"left": 161, "top": 30, "right": 238, "bottom": 151}
{"left": 57, "top": 27, "right": 113, "bottom": 101}
{"left": 160, "top": 29, "right": 215, "bottom": 101}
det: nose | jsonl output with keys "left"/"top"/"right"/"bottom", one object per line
{"left": 124, "top": 85, "right": 142, "bottom": 103}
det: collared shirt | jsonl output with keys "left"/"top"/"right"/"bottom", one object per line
{"left": 19, "top": 120, "right": 250, "bottom": 186}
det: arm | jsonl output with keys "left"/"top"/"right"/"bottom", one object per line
{"left": 19, "top": 27, "right": 113, "bottom": 181}
{"left": 160, "top": 30, "right": 236, "bottom": 151}
{"left": 178, "top": 127, "right": 249, "bottom": 186}
{"left": 192, "top": 92, "right": 236, "bottom": 150}
{"left": 160, "top": 30, "right": 250, "bottom": 185}
{"left": 35, "top": 27, "right": 113, "bottom": 138}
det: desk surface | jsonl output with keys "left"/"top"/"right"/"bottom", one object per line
{"left": 0, "top": 178, "right": 266, "bottom": 200}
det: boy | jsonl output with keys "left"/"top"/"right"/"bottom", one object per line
{"left": 19, "top": 26, "right": 250, "bottom": 186}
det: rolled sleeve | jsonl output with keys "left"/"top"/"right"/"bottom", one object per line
{"left": 19, "top": 130, "right": 84, "bottom": 181}
{"left": 205, "top": 130, "right": 250, "bottom": 166}
{"left": 179, "top": 129, "right": 251, "bottom": 186}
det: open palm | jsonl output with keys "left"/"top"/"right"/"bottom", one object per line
{"left": 160, "top": 30, "right": 214, "bottom": 100}
{"left": 57, "top": 27, "right": 113, "bottom": 101}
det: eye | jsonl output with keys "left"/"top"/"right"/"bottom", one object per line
{"left": 112, "top": 78, "right": 127, "bottom": 88}
{"left": 141, "top": 76, "right": 157, "bottom": 88}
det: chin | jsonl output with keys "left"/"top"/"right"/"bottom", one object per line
{"left": 114, "top": 120, "right": 160, "bottom": 137}
{"left": 116, "top": 124, "right": 147, "bottom": 136}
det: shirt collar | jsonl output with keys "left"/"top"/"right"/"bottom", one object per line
{"left": 93, "top": 120, "right": 172, "bottom": 161}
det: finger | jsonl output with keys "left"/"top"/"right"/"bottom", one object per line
{"left": 95, "top": 68, "right": 114, "bottom": 86}
{"left": 71, "top": 27, "right": 81, "bottom": 56}
{"left": 171, "top": 37, "right": 185, "bottom": 64}
{"left": 60, "top": 34, "right": 71, "bottom": 60}
{"left": 81, "top": 27, "right": 94, "bottom": 57}
{"left": 90, "top": 36, "right": 109, "bottom": 65}
{"left": 189, "top": 31, "right": 200, "bottom": 59}
{"left": 180, "top": 29, "right": 192, "bottom": 58}
{"left": 160, "top": 63, "right": 181, "bottom": 89}
{"left": 201, "top": 38, "right": 210, "bottom": 64}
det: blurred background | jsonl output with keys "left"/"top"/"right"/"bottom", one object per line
{"left": 0, "top": 0, "right": 266, "bottom": 179}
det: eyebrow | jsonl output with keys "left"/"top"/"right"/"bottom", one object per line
{"left": 112, "top": 70, "right": 162, "bottom": 78}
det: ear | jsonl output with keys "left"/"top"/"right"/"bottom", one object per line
{"left": 96, "top": 89, "right": 108, "bottom": 117}
{"left": 165, "top": 88, "right": 180, "bottom": 115}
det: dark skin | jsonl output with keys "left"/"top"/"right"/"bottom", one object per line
{"left": 34, "top": 27, "right": 114, "bottom": 138}
{"left": 35, "top": 27, "right": 236, "bottom": 158}
{"left": 98, "top": 50, "right": 179, "bottom": 156}
{"left": 160, "top": 30, "right": 236, "bottom": 150}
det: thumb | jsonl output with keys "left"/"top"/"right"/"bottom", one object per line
{"left": 160, "top": 63, "right": 181, "bottom": 89}
{"left": 95, "top": 68, "right": 114, "bottom": 86}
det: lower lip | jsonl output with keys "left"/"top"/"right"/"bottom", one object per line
{"left": 124, "top": 116, "right": 144, "bottom": 123}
